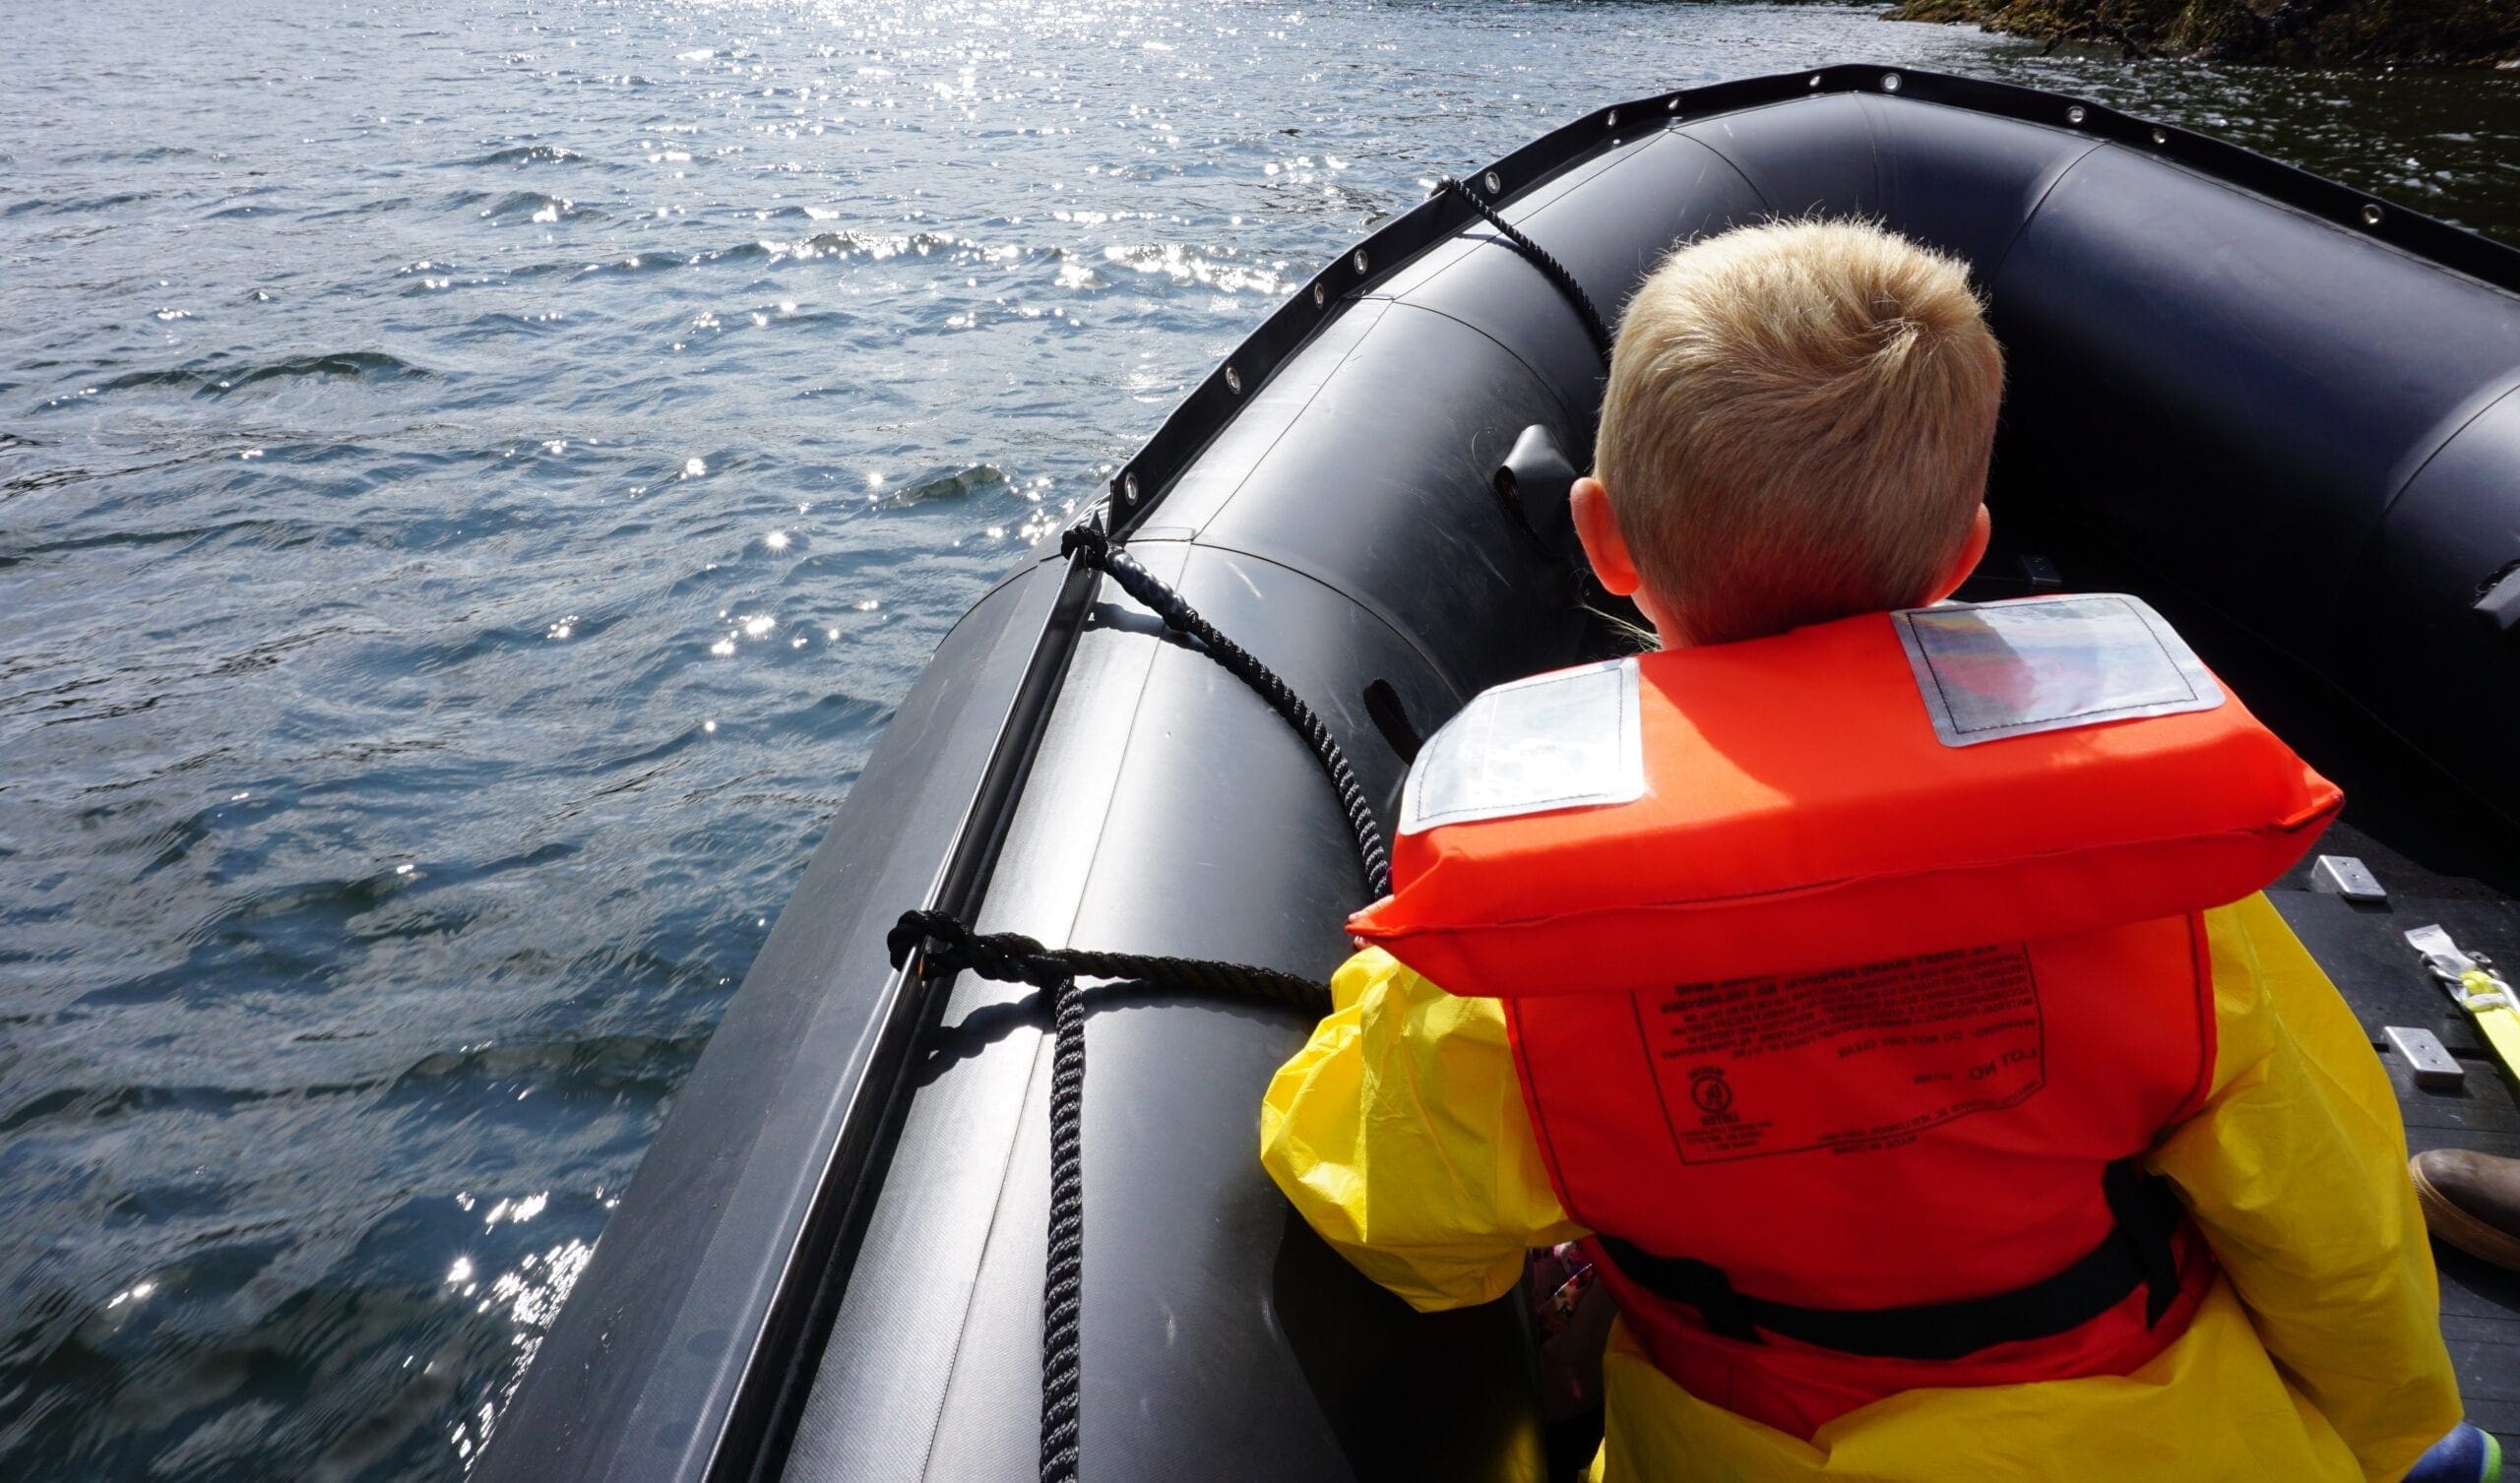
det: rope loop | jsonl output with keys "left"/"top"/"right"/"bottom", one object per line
{"left": 889, "top": 907, "right": 1070, "bottom": 991}
{"left": 890, "top": 909, "right": 1333, "bottom": 1017}
{"left": 1056, "top": 522, "right": 1108, "bottom": 564}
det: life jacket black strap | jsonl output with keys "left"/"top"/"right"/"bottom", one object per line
{"left": 1595, "top": 1158, "right": 2187, "bottom": 1362}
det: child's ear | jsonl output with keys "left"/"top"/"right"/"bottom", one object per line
{"left": 1572, "top": 476, "right": 1642, "bottom": 597}
{"left": 1924, "top": 504, "right": 1993, "bottom": 605}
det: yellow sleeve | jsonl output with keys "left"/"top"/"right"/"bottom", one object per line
{"left": 1258, "top": 947, "right": 1587, "bottom": 1312}
{"left": 2151, "top": 895, "right": 2463, "bottom": 1482}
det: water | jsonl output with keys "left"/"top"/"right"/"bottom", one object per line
{"left": 2, "top": 1, "right": 2512, "bottom": 1476}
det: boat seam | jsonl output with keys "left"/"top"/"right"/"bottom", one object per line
{"left": 1123, "top": 534, "right": 1473, "bottom": 703}
{"left": 913, "top": 1008, "right": 1056, "bottom": 1481}
{"left": 1181, "top": 299, "right": 1392, "bottom": 544}
{"left": 1665, "top": 119, "right": 1773, "bottom": 215}
{"left": 1360, "top": 294, "right": 1584, "bottom": 442}
{"left": 2377, "top": 379, "right": 2520, "bottom": 526}
{"left": 1982, "top": 133, "right": 2110, "bottom": 288}
{"left": 1064, "top": 543, "right": 1214, "bottom": 946}
{"left": 911, "top": 552, "right": 1179, "bottom": 1481}
{"left": 1158, "top": 292, "right": 1576, "bottom": 700}
{"left": 1865, "top": 92, "right": 1885, "bottom": 226}
{"left": 2105, "top": 146, "right": 2520, "bottom": 303}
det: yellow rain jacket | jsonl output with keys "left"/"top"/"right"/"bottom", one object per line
{"left": 1259, "top": 895, "right": 2462, "bottom": 1481}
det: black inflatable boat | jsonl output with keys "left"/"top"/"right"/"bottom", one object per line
{"left": 482, "top": 66, "right": 2520, "bottom": 1482}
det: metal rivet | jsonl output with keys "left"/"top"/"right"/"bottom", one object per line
{"left": 1353, "top": 248, "right": 1368, "bottom": 275}
{"left": 1666, "top": 97, "right": 1679, "bottom": 114}
{"left": 1483, "top": 169, "right": 1501, "bottom": 194}
{"left": 1121, "top": 471, "right": 1140, "bottom": 504}
{"left": 1606, "top": 109, "right": 1618, "bottom": 128}
{"left": 2150, "top": 127, "right": 2167, "bottom": 145}
{"left": 2066, "top": 104, "right": 2087, "bottom": 125}
{"left": 1881, "top": 72, "right": 1901, "bottom": 93}
{"left": 1809, "top": 73, "right": 1822, "bottom": 89}
{"left": 2362, "top": 203, "right": 2384, "bottom": 226}
{"left": 1311, "top": 282, "right": 1326, "bottom": 308}
{"left": 1225, "top": 364, "right": 1242, "bottom": 394}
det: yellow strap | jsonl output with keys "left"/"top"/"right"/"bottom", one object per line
{"left": 2456, "top": 968, "right": 2520, "bottom": 1080}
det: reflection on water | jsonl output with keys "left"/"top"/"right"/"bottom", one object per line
{"left": 1, "top": 0, "right": 2512, "bottom": 1476}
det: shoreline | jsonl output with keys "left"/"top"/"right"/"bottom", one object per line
{"left": 1889, "top": 0, "right": 2520, "bottom": 70}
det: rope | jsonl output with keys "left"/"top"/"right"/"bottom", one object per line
{"left": 890, "top": 522, "right": 1374, "bottom": 1481}
{"left": 885, "top": 910, "right": 1334, "bottom": 1483}
{"left": 884, "top": 911, "right": 1333, "bottom": 1017}
{"left": 1062, "top": 523, "right": 1391, "bottom": 899}
{"left": 914, "top": 178, "right": 1587, "bottom": 1477}
{"left": 1039, "top": 969, "right": 1084, "bottom": 1483}
{"left": 1433, "top": 174, "right": 1614, "bottom": 364}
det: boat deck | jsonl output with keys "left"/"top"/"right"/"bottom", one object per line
{"left": 2267, "top": 815, "right": 2520, "bottom": 1448}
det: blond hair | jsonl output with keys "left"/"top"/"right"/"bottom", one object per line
{"left": 1595, "top": 219, "right": 2003, "bottom": 646}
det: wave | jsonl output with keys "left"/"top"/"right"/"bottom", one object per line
{"left": 444, "top": 144, "right": 590, "bottom": 169}
{"left": 447, "top": 190, "right": 597, "bottom": 222}
{"left": 551, "top": 250, "right": 685, "bottom": 278}
{"left": 55, "top": 144, "right": 204, "bottom": 165}
{"left": 85, "top": 351, "right": 435, "bottom": 400}
{"left": 882, "top": 463, "right": 1012, "bottom": 508}
{"left": 0, "top": 1081, "right": 314, "bottom": 1137}
{"left": 392, "top": 1028, "right": 712, "bottom": 1096}
{"left": 724, "top": 227, "right": 1023, "bottom": 266}
{"left": 527, "top": 229, "right": 1059, "bottom": 282}
{"left": 4, "top": 192, "right": 150, "bottom": 217}
{"left": 0, "top": 516, "right": 323, "bottom": 570}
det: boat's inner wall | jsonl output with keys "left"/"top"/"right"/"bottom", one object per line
{"left": 1990, "top": 149, "right": 2520, "bottom": 820}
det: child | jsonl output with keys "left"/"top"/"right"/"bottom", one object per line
{"left": 1259, "top": 221, "right": 2463, "bottom": 1481}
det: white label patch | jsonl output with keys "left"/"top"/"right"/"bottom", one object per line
{"left": 1893, "top": 593, "right": 2224, "bottom": 748}
{"left": 1400, "top": 658, "right": 1644, "bottom": 834}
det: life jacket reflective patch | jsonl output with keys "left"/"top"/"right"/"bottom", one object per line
{"left": 1398, "top": 657, "right": 1644, "bottom": 832}
{"left": 1353, "top": 597, "right": 2333, "bottom": 1439}
{"left": 1892, "top": 593, "right": 2227, "bottom": 746}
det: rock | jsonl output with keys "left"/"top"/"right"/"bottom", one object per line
{"left": 1889, "top": 0, "right": 2520, "bottom": 68}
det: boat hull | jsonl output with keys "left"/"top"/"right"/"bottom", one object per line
{"left": 484, "top": 66, "right": 2520, "bottom": 1483}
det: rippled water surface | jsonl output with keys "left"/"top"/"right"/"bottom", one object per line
{"left": 2, "top": 0, "right": 2513, "bottom": 1476}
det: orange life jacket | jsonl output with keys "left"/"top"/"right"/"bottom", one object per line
{"left": 1349, "top": 595, "right": 2341, "bottom": 1439}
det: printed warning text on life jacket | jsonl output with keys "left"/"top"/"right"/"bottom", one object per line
{"left": 1640, "top": 944, "right": 2047, "bottom": 1163}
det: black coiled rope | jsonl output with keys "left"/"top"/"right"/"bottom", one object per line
{"left": 887, "top": 524, "right": 1376, "bottom": 1483}
{"left": 1039, "top": 958, "right": 1087, "bottom": 1482}
{"left": 1433, "top": 174, "right": 1615, "bottom": 365}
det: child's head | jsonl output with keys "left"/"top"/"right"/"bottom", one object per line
{"left": 1571, "top": 219, "right": 2004, "bottom": 648}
